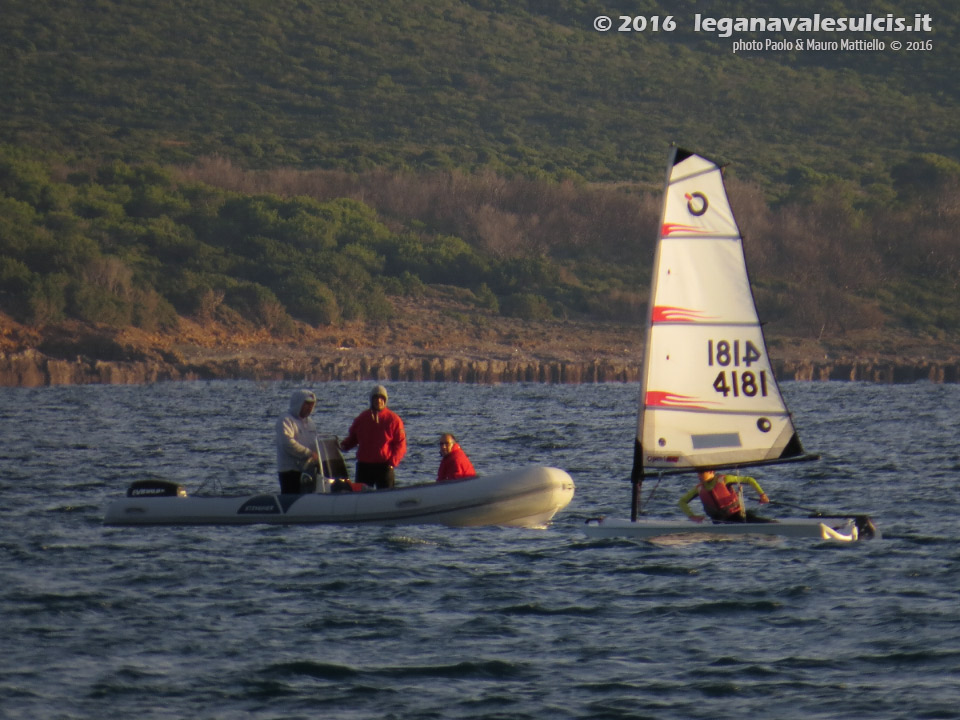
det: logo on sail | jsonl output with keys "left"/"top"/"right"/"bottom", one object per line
{"left": 686, "top": 192, "right": 708, "bottom": 216}
{"left": 651, "top": 306, "right": 714, "bottom": 323}
{"left": 645, "top": 391, "right": 716, "bottom": 410}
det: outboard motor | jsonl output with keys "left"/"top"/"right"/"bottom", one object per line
{"left": 126, "top": 479, "right": 187, "bottom": 498}
{"left": 855, "top": 515, "right": 879, "bottom": 539}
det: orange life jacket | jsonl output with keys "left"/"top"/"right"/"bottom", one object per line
{"left": 698, "top": 476, "right": 743, "bottom": 520}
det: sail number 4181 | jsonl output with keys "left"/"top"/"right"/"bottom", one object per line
{"left": 708, "top": 340, "right": 768, "bottom": 397}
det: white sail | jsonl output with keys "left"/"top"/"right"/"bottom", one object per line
{"left": 638, "top": 149, "right": 805, "bottom": 470}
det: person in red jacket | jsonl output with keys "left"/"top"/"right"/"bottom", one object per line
{"left": 436, "top": 434, "right": 477, "bottom": 482}
{"left": 340, "top": 385, "right": 406, "bottom": 489}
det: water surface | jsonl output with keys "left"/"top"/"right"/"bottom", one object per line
{"left": 1, "top": 381, "right": 958, "bottom": 719}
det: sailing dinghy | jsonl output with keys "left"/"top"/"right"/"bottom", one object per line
{"left": 105, "top": 438, "right": 575, "bottom": 528}
{"left": 583, "top": 148, "right": 878, "bottom": 542}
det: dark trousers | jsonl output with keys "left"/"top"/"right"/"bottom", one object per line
{"left": 355, "top": 462, "right": 395, "bottom": 489}
{"left": 278, "top": 470, "right": 316, "bottom": 494}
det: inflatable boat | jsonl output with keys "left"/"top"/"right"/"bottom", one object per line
{"left": 104, "top": 439, "right": 575, "bottom": 528}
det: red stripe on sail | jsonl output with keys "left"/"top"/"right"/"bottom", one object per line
{"left": 651, "top": 306, "right": 713, "bottom": 323}
{"left": 645, "top": 391, "right": 714, "bottom": 410}
{"left": 661, "top": 223, "right": 711, "bottom": 236}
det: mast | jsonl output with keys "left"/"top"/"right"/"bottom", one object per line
{"left": 631, "top": 147, "right": 681, "bottom": 521}
{"left": 630, "top": 439, "right": 644, "bottom": 522}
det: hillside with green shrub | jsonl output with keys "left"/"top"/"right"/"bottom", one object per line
{"left": 1, "top": 0, "right": 959, "bottom": 359}
{"left": 3, "top": 0, "right": 958, "bottom": 188}
{"left": 3, "top": 148, "right": 959, "bottom": 352}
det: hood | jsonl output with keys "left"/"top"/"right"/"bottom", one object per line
{"left": 288, "top": 389, "right": 317, "bottom": 415}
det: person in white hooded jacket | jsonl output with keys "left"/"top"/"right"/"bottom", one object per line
{"left": 275, "top": 389, "right": 320, "bottom": 493}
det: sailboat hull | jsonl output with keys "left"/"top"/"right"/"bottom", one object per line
{"left": 583, "top": 515, "right": 879, "bottom": 542}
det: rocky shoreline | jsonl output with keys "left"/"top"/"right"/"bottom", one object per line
{"left": 2, "top": 346, "right": 959, "bottom": 387}
{"left": 3, "top": 302, "right": 959, "bottom": 388}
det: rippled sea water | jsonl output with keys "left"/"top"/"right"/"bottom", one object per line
{"left": 1, "top": 380, "right": 959, "bottom": 719}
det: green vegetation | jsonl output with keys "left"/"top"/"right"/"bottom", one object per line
{"left": 1, "top": 1, "right": 959, "bottom": 346}
{"left": 2, "top": 1, "right": 958, "bottom": 191}
{"left": 3, "top": 149, "right": 959, "bottom": 344}
{"left": 0, "top": 149, "right": 648, "bottom": 334}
